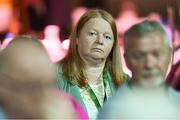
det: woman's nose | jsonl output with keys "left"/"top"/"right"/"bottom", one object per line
{"left": 96, "top": 34, "right": 103, "bottom": 45}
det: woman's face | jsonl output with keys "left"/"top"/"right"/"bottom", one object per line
{"left": 77, "top": 17, "right": 114, "bottom": 65}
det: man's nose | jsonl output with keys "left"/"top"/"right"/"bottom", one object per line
{"left": 144, "top": 54, "right": 157, "bottom": 70}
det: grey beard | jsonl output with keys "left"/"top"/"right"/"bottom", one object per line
{"left": 138, "top": 75, "right": 164, "bottom": 88}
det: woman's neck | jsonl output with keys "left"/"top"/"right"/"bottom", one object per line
{"left": 84, "top": 63, "right": 105, "bottom": 85}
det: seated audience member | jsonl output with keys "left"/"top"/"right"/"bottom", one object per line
{"left": 60, "top": 6, "right": 88, "bottom": 51}
{"left": 0, "top": 35, "right": 88, "bottom": 119}
{"left": 71, "top": 6, "right": 88, "bottom": 28}
{"left": 115, "top": 0, "right": 143, "bottom": 77}
{"left": 167, "top": 60, "right": 180, "bottom": 92}
{"left": 0, "top": 2, "right": 14, "bottom": 50}
{"left": 166, "top": 0, "right": 180, "bottom": 93}
{"left": 98, "top": 20, "right": 180, "bottom": 119}
{"left": 56, "top": 9, "right": 128, "bottom": 119}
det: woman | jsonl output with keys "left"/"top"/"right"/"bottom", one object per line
{"left": 56, "top": 9, "right": 128, "bottom": 119}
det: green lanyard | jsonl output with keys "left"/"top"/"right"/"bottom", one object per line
{"left": 85, "top": 84, "right": 102, "bottom": 109}
{"left": 85, "top": 72, "right": 109, "bottom": 110}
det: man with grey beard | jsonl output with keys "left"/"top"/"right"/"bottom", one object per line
{"left": 98, "top": 20, "right": 180, "bottom": 119}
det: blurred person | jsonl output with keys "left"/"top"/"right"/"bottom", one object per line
{"left": 61, "top": 38, "right": 70, "bottom": 50}
{"left": 98, "top": 20, "right": 180, "bottom": 119}
{"left": 24, "top": 0, "right": 47, "bottom": 33}
{"left": 23, "top": 0, "right": 48, "bottom": 39}
{"left": 166, "top": 0, "right": 180, "bottom": 93}
{"left": 0, "top": 4, "right": 13, "bottom": 35}
{"left": 47, "top": 0, "right": 71, "bottom": 40}
{"left": 0, "top": 35, "right": 88, "bottom": 119}
{"left": 167, "top": 0, "right": 180, "bottom": 65}
{"left": 172, "top": 31, "right": 180, "bottom": 62}
{"left": 0, "top": 1, "right": 14, "bottom": 49}
{"left": 41, "top": 25, "right": 67, "bottom": 63}
{"left": 56, "top": 9, "right": 129, "bottom": 119}
{"left": 167, "top": 60, "right": 180, "bottom": 92}
{"left": 25, "top": 0, "right": 71, "bottom": 40}
{"left": 147, "top": 12, "right": 164, "bottom": 23}
{"left": 172, "top": 0, "right": 180, "bottom": 62}
{"left": 115, "top": 0, "right": 142, "bottom": 36}
{"left": 147, "top": 11, "right": 173, "bottom": 48}
{"left": 71, "top": 6, "right": 88, "bottom": 28}
{"left": 115, "top": 0, "right": 143, "bottom": 77}
{"left": 146, "top": 12, "right": 173, "bottom": 75}
{"left": 61, "top": 6, "right": 88, "bottom": 51}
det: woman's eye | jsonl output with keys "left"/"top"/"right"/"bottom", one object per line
{"left": 105, "top": 35, "right": 112, "bottom": 40}
{"left": 89, "top": 32, "right": 96, "bottom": 36}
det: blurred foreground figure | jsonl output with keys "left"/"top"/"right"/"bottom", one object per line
{"left": 42, "top": 25, "right": 67, "bottom": 62}
{"left": 0, "top": 35, "right": 87, "bottom": 119}
{"left": 98, "top": 20, "right": 180, "bottom": 119}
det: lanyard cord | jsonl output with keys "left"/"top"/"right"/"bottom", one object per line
{"left": 85, "top": 83, "right": 102, "bottom": 109}
{"left": 85, "top": 72, "right": 109, "bottom": 110}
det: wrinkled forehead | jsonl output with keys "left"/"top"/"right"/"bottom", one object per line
{"left": 81, "top": 18, "right": 113, "bottom": 33}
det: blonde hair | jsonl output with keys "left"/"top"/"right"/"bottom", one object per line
{"left": 60, "top": 9, "right": 125, "bottom": 87}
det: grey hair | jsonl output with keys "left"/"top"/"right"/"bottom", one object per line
{"left": 123, "top": 20, "right": 170, "bottom": 51}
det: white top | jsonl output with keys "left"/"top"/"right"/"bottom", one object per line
{"left": 80, "top": 78, "right": 111, "bottom": 119}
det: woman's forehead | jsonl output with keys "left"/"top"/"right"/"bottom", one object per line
{"left": 81, "top": 18, "right": 113, "bottom": 32}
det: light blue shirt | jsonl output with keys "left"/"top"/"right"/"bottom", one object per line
{"left": 0, "top": 107, "right": 6, "bottom": 119}
{"left": 98, "top": 83, "right": 180, "bottom": 119}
